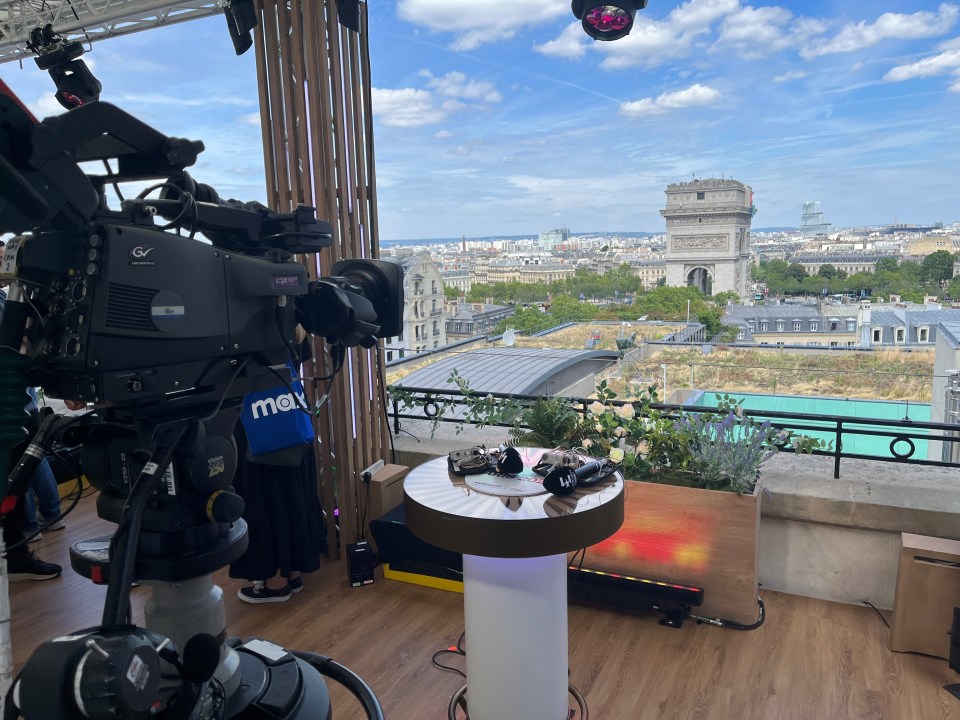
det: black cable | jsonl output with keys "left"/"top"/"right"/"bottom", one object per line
{"left": 375, "top": 346, "right": 397, "bottom": 464}
{"left": 431, "top": 631, "right": 466, "bottom": 679}
{"left": 863, "top": 600, "right": 891, "bottom": 628}
{"left": 692, "top": 596, "right": 766, "bottom": 630}
{"left": 102, "top": 422, "right": 189, "bottom": 627}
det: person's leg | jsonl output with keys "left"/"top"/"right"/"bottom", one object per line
{"left": 3, "top": 493, "right": 61, "bottom": 581}
{"left": 21, "top": 488, "right": 39, "bottom": 535}
{"left": 32, "top": 458, "right": 63, "bottom": 527}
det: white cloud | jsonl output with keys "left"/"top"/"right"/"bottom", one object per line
{"left": 774, "top": 70, "right": 808, "bottom": 83}
{"left": 619, "top": 83, "right": 722, "bottom": 118}
{"left": 533, "top": 22, "right": 588, "bottom": 60}
{"left": 435, "top": 129, "right": 454, "bottom": 138}
{"left": 885, "top": 48, "right": 960, "bottom": 81}
{"left": 239, "top": 112, "right": 261, "bottom": 125}
{"left": 597, "top": 0, "right": 741, "bottom": 69}
{"left": 372, "top": 72, "right": 501, "bottom": 128}
{"left": 397, "top": 0, "right": 567, "bottom": 50}
{"left": 371, "top": 87, "right": 447, "bottom": 127}
{"left": 804, "top": 4, "right": 960, "bottom": 58}
{"left": 670, "top": 0, "right": 740, "bottom": 32}
{"left": 423, "top": 71, "right": 502, "bottom": 102}
{"left": 715, "top": 5, "right": 797, "bottom": 56}
{"left": 950, "top": 77, "right": 960, "bottom": 92}
{"left": 31, "top": 93, "right": 67, "bottom": 118}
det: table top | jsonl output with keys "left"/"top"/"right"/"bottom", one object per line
{"left": 403, "top": 447, "right": 624, "bottom": 558}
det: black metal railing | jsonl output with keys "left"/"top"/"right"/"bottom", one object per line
{"left": 388, "top": 386, "right": 960, "bottom": 479}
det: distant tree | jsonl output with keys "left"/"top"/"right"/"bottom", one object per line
{"left": 712, "top": 290, "right": 740, "bottom": 306}
{"left": 922, "top": 250, "right": 955, "bottom": 285}
{"left": 443, "top": 285, "right": 461, "bottom": 301}
{"left": 548, "top": 295, "right": 598, "bottom": 323}
{"left": 817, "top": 264, "right": 838, "bottom": 280}
{"left": 787, "top": 263, "right": 808, "bottom": 281}
{"left": 947, "top": 276, "right": 960, "bottom": 301}
{"left": 875, "top": 257, "right": 900, "bottom": 273}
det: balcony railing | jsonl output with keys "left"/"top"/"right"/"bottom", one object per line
{"left": 388, "top": 385, "right": 960, "bottom": 479}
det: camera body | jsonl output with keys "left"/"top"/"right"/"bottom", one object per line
{"left": 13, "top": 222, "right": 306, "bottom": 405}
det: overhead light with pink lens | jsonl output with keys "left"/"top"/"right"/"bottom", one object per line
{"left": 571, "top": 0, "right": 649, "bottom": 41}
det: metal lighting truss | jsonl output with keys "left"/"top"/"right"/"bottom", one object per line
{"left": 0, "top": 0, "right": 225, "bottom": 65}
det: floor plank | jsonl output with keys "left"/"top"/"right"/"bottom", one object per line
{"left": 9, "top": 494, "right": 960, "bottom": 719}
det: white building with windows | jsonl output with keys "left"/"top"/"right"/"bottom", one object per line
{"left": 383, "top": 252, "right": 447, "bottom": 360}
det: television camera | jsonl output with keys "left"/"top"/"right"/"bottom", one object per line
{"left": 0, "top": 78, "right": 399, "bottom": 719}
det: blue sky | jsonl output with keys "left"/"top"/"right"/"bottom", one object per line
{"left": 2, "top": 1, "right": 960, "bottom": 241}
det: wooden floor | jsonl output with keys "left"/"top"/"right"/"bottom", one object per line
{"left": 9, "top": 494, "right": 960, "bottom": 720}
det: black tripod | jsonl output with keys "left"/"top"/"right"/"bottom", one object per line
{"left": 10, "top": 403, "right": 382, "bottom": 720}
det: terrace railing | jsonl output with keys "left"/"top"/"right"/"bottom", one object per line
{"left": 388, "top": 385, "right": 960, "bottom": 479}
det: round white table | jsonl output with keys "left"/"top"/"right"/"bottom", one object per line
{"left": 404, "top": 447, "right": 624, "bottom": 720}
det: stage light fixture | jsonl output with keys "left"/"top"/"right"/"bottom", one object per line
{"left": 571, "top": 0, "right": 648, "bottom": 41}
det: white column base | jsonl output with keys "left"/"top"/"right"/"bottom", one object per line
{"left": 462, "top": 553, "right": 568, "bottom": 720}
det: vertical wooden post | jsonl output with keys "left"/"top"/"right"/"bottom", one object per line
{"left": 253, "top": 0, "right": 388, "bottom": 558}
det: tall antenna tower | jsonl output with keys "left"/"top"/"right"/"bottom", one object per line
{"left": 800, "top": 201, "right": 831, "bottom": 237}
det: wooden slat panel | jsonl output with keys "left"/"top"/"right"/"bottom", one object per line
{"left": 254, "top": 0, "right": 388, "bottom": 557}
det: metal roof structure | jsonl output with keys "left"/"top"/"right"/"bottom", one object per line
{"left": 0, "top": 0, "right": 223, "bottom": 65}
{"left": 394, "top": 347, "right": 619, "bottom": 396}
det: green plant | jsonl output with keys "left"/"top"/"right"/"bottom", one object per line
{"left": 509, "top": 397, "right": 581, "bottom": 448}
{"left": 573, "top": 386, "right": 831, "bottom": 494}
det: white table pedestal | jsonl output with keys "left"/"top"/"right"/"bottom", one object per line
{"left": 462, "top": 553, "right": 568, "bottom": 720}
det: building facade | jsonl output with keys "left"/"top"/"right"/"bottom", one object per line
{"left": 384, "top": 252, "right": 447, "bottom": 360}
{"left": 445, "top": 302, "right": 515, "bottom": 340}
{"left": 661, "top": 178, "right": 753, "bottom": 298}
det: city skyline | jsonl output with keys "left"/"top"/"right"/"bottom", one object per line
{"left": 1, "top": 1, "right": 959, "bottom": 240}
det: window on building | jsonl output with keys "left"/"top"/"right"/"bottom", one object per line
{"left": 776, "top": 342, "right": 785, "bottom": 347}
{"left": 793, "top": 321, "right": 802, "bottom": 331}
{"left": 872, "top": 328, "right": 882, "bottom": 343}
{"left": 895, "top": 327, "right": 905, "bottom": 343}
{"left": 466, "top": 323, "right": 473, "bottom": 332}
{"left": 760, "top": 341, "right": 769, "bottom": 345}
{"left": 846, "top": 341, "right": 855, "bottom": 347}
{"left": 434, "top": 341, "right": 439, "bottom": 348}
{"left": 455, "top": 323, "right": 462, "bottom": 333}
{"left": 696, "top": 191, "right": 705, "bottom": 200}
{"left": 737, "top": 329, "right": 745, "bottom": 340}
{"left": 386, "top": 351, "right": 393, "bottom": 361}
{"left": 846, "top": 320, "right": 855, "bottom": 332}
{"left": 759, "top": 322, "right": 769, "bottom": 332}
{"left": 807, "top": 342, "right": 821, "bottom": 346}
{"left": 810, "top": 321, "right": 819, "bottom": 331}
{"left": 830, "top": 341, "right": 839, "bottom": 347}
{"left": 830, "top": 320, "right": 839, "bottom": 331}
{"left": 918, "top": 326, "right": 930, "bottom": 343}
{"left": 414, "top": 281, "right": 421, "bottom": 295}
{"left": 776, "top": 322, "right": 784, "bottom": 332}
{"left": 432, "top": 280, "right": 437, "bottom": 293}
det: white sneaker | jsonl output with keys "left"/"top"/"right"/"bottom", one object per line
{"left": 43, "top": 518, "right": 66, "bottom": 531}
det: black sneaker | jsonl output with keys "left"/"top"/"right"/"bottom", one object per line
{"left": 238, "top": 581, "right": 291, "bottom": 604}
{"left": 289, "top": 576, "right": 303, "bottom": 594}
{"left": 8, "top": 552, "right": 62, "bottom": 581}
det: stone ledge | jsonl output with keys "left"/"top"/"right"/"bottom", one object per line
{"left": 760, "top": 452, "right": 960, "bottom": 540}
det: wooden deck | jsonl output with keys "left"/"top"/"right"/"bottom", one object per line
{"left": 9, "top": 494, "right": 960, "bottom": 719}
